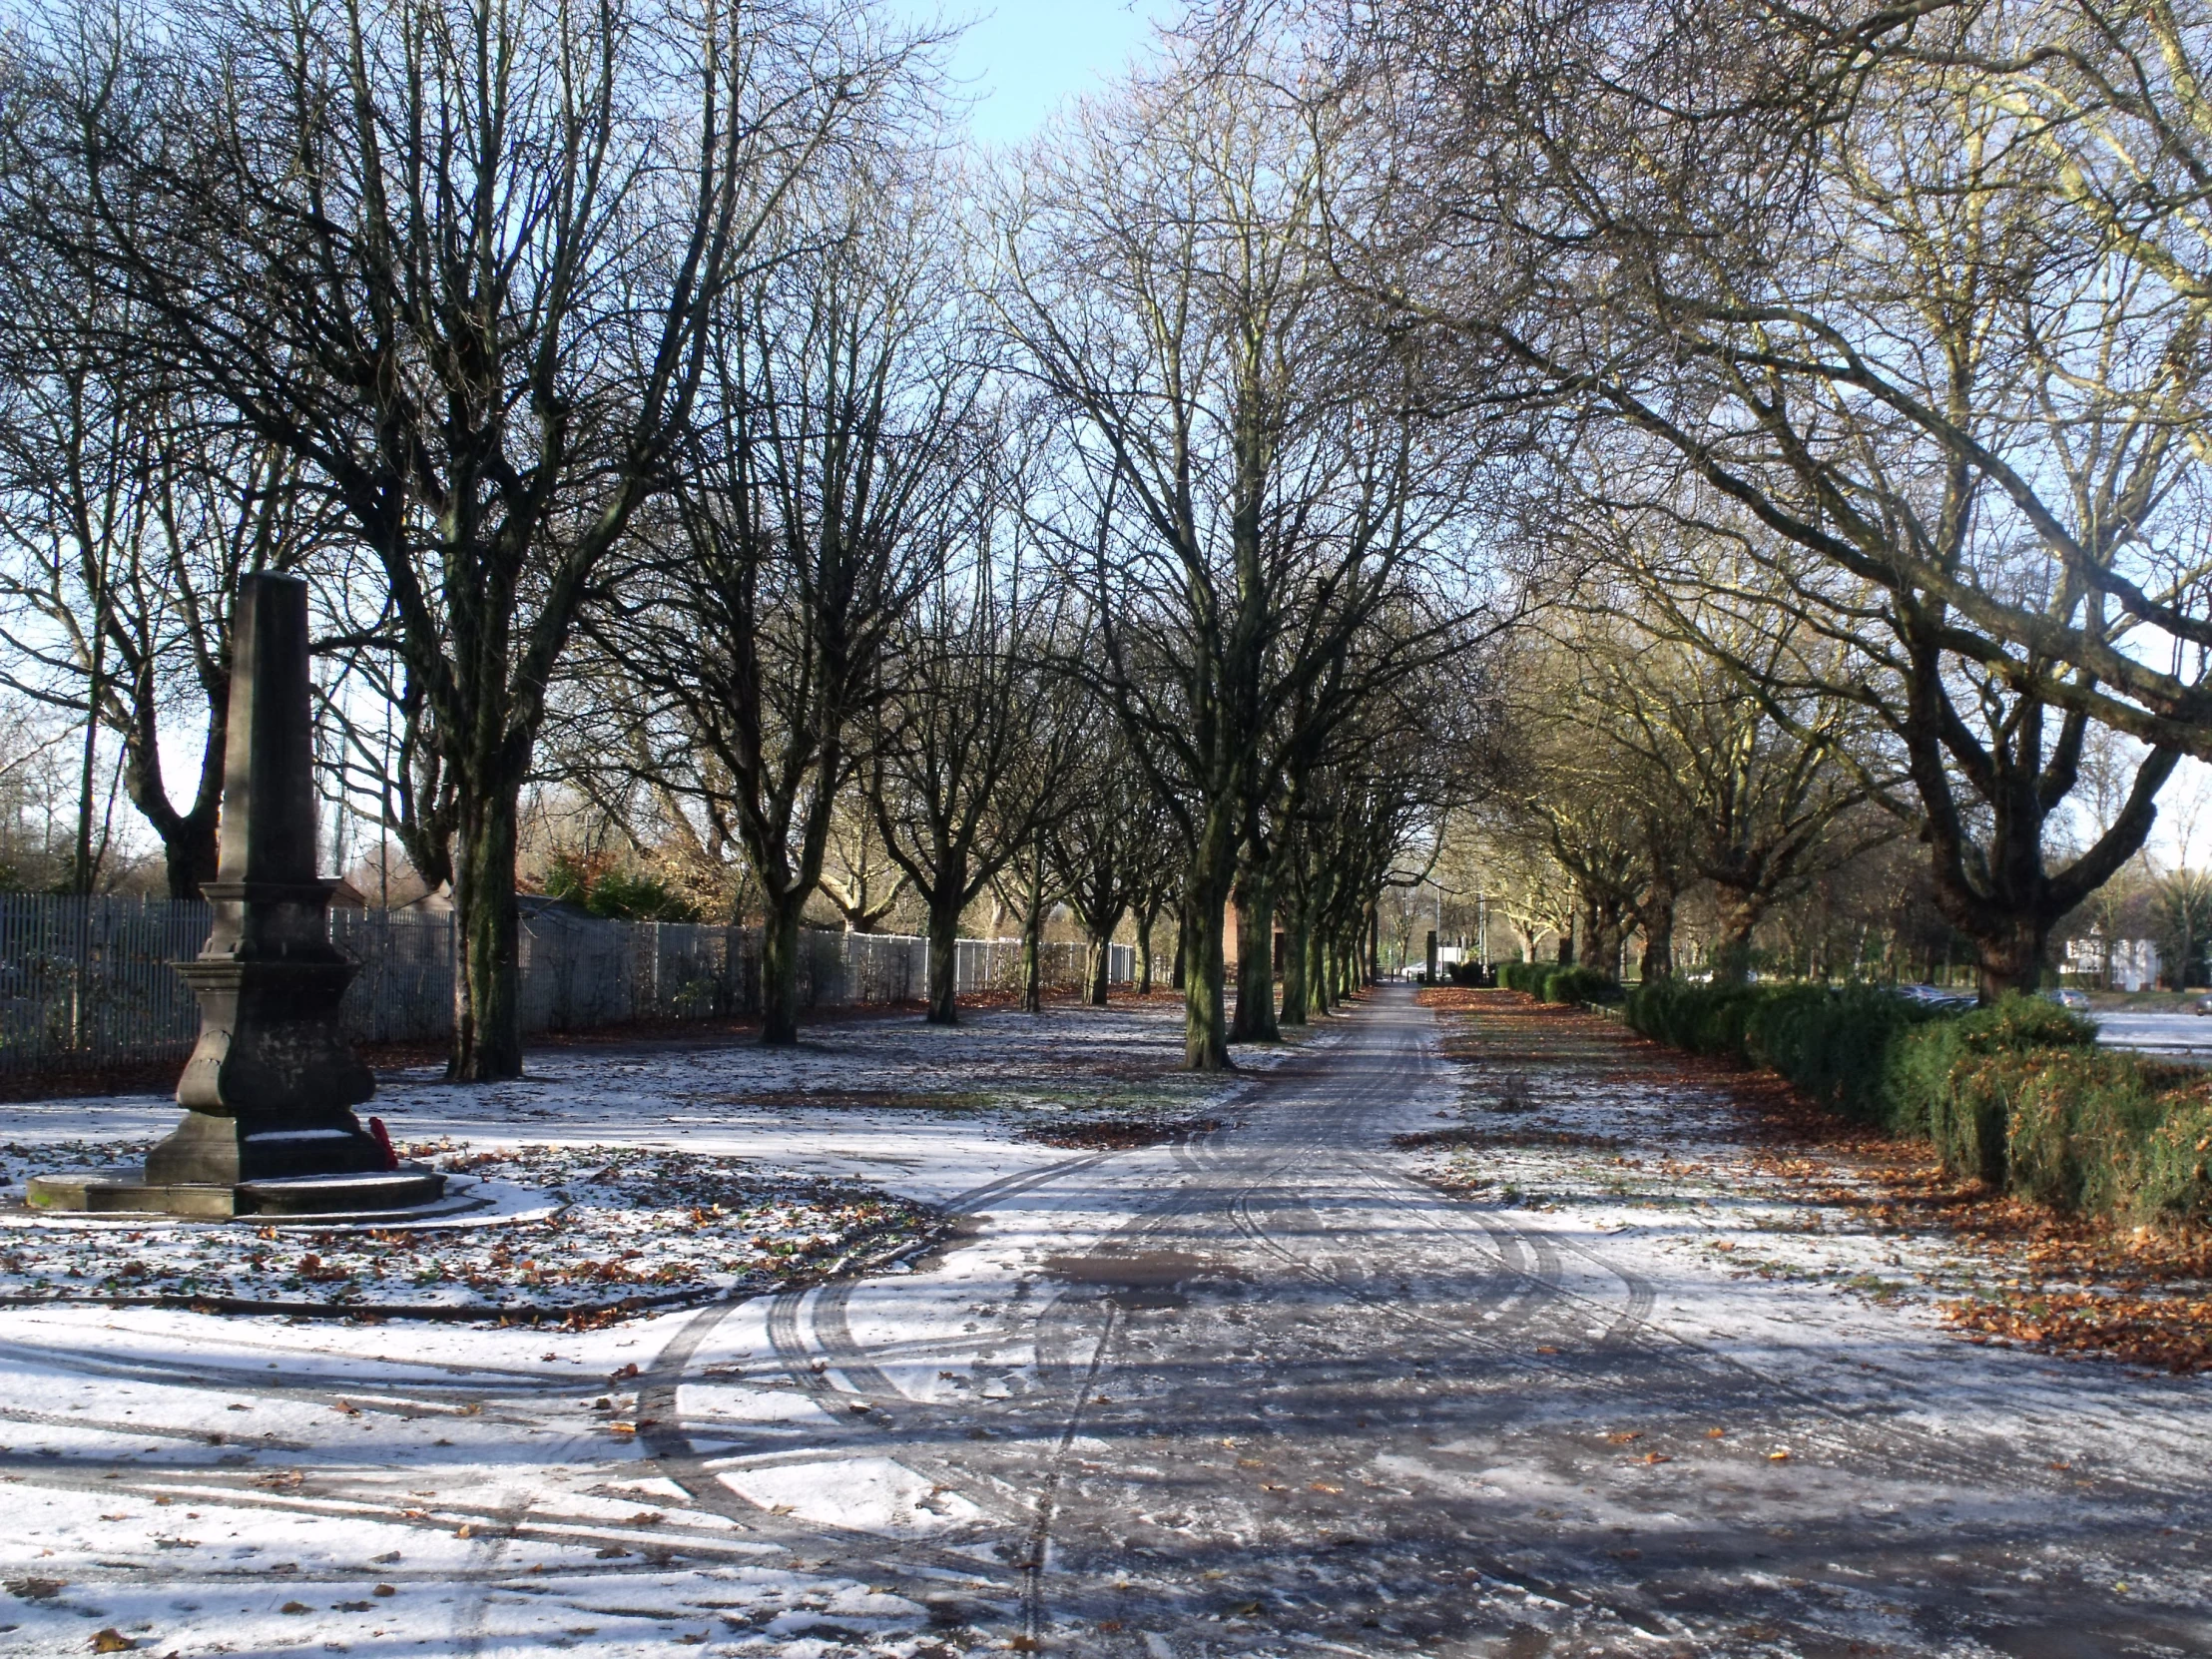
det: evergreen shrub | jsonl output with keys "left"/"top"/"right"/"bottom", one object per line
{"left": 1541, "top": 964, "right": 1622, "bottom": 1005}
{"left": 1623, "top": 982, "right": 2212, "bottom": 1222}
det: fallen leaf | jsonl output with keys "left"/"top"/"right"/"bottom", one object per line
{"left": 1640, "top": 1451, "right": 1671, "bottom": 1465}
{"left": 90, "top": 1631, "right": 136, "bottom": 1654}
{"left": 626, "top": 1512, "right": 664, "bottom": 1526}
{"left": 1309, "top": 1482, "right": 1344, "bottom": 1495}
{"left": 332, "top": 1400, "right": 360, "bottom": 1415}
{"left": 280, "top": 1601, "right": 312, "bottom": 1615}
{"left": 373, "top": 1585, "right": 396, "bottom": 1597}
{"left": 1706, "top": 1427, "right": 1726, "bottom": 1439}
{"left": 1768, "top": 1449, "right": 1792, "bottom": 1462}
{"left": 1604, "top": 1431, "right": 1641, "bottom": 1444}
{"left": 454, "top": 1524, "right": 474, "bottom": 1539}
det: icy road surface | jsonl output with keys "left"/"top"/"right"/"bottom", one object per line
{"left": 2, "top": 988, "right": 2209, "bottom": 1657}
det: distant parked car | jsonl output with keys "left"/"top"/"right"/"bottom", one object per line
{"left": 2046, "top": 989, "right": 2090, "bottom": 1011}
{"left": 2193, "top": 995, "right": 2212, "bottom": 1017}
{"left": 1893, "top": 983, "right": 1976, "bottom": 1011}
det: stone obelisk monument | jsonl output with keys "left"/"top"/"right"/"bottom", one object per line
{"left": 29, "top": 575, "right": 442, "bottom": 1217}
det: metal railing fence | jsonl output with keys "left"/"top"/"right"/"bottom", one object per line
{"left": 0, "top": 894, "right": 1133, "bottom": 1077}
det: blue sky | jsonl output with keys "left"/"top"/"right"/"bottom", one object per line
{"left": 887, "top": 1, "right": 1184, "bottom": 146}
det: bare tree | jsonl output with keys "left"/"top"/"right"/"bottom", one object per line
{"left": 0, "top": 220, "right": 334, "bottom": 896}
{"left": 995, "top": 40, "right": 1495, "bottom": 1067}
{"left": 871, "top": 500, "right": 1075, "bottom": 1026}
{"left": 5, "top": 0, "right": 928, "bottom": 1075}
{"left": 821, "top": 764, "right": 912, "bottom": 932}
{"left": 587, "top": 152, "right": 973, "bottom": 1043}
{"left": 1348, "top": 0, "right": 2195, "bottom": 996}
{"left": 1047, "top": 721, "right": 1168, "bottom": 1006}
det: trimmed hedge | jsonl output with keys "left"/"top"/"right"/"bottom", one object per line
{"left": 1541, "top": 964, "right": 1622, "bottom": 1005}
{"left": 1892, "top": 997, "right": 2096, "bottom": 1182}
{"left": 1619, "top": 980, "right": 2212, "bottom": 1227}
{"left": 1499, "top": 961, "right": 1551, "bottom": 995}
{"left": 1497, "top": 960, "right": 1623, "bottom": 1004}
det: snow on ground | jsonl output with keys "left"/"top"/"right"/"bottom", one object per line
{"left": 1401, "top": 995, "right": 2212, "bottom": 1485}
{"left": 0, "top": 1144, "right": 931, "bottom": 1317}
{"left": 0, "top": 999, "right": 1336, "bottom": 1658}
{"left": 0, "top": 1001, "right": 1297, "bottom": 1317}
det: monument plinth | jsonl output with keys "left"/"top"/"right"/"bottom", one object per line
{"left": 26, "top": 575, "right": 444, "bottom": 1218}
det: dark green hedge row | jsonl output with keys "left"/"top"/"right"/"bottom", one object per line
{"left": 1497, "top": 961, "right": 1622, "bottom": 1004}
{"left": 1498, "top": 961, "right": 1550, "bottom": 995}
{"left": 1618, "top": 980, "right": 2212, "bottom": 1228}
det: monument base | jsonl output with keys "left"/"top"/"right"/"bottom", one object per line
{"left": 144, "top": 1107, "right": 389, "bottom": 1186}
{"left": 24, "top": 1165, "right": 447, "bottom": 1219}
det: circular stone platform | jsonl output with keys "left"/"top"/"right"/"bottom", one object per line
{"left": 24, "top": 1163, "right": 450, "bottom": 1220}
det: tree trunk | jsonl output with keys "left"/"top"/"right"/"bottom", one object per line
{"left": 926, "top": 889, "right": 962, "bottom": 1026}
{"left": 451, "top": 788, "right": 523, "bottom": 1081}
{"left": 162, "top": 810, "right": 221, "bottom": 901}
{"left": 1020, "top": 837, "right": 1046, "bottom": 1014}
{"left": 1711, "top": 892, "right": 1759, "bottom": 985}
{"left": 72, "top": 700, "right": 101, "bottom": 896}
{"left": 759, "top": 891, "right": 806, "bottom": 1045}
{"left": 124, "top": 704, "right": 226, "bottom": 900}
{"left": 1135, "top": 902, "right": 1158, "bottom": 994}
{"left": 1555, "top": 924, "right": 1574, "bottom": 966}
{"left": 1639, "top": 886, "right": 1676, "bottom": 982}
{"left": 1279, "top": 891, "right": 1310, "bottom": 1025}
{"left": 1183, "top": 877, "right": 1231, "bottom": 1071}
{"left": 1594, "top": 900, "right": 1624, "bottom": 981}
{"left": 1975, "top": 914, "right": 2050, "bottom": 1002}
{"left": 1170, "top": 916, "right": 1187, "bottom": 991}
{"left": 1087, "top": 927, "right": 1112, "bottom": 1005}
{"left": 1229, "top": 868, "right": 1280, "bottom": 1043}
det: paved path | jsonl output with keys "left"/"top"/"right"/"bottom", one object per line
{"left": 6, "top": 988, "right": 2210, "bottom": 1656}
{"left": 2096, "top": 1009, "right": 2212, "bottom": 1058}
{"left": 720, "top": 984, "right": 2209, "bottom": 1657}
